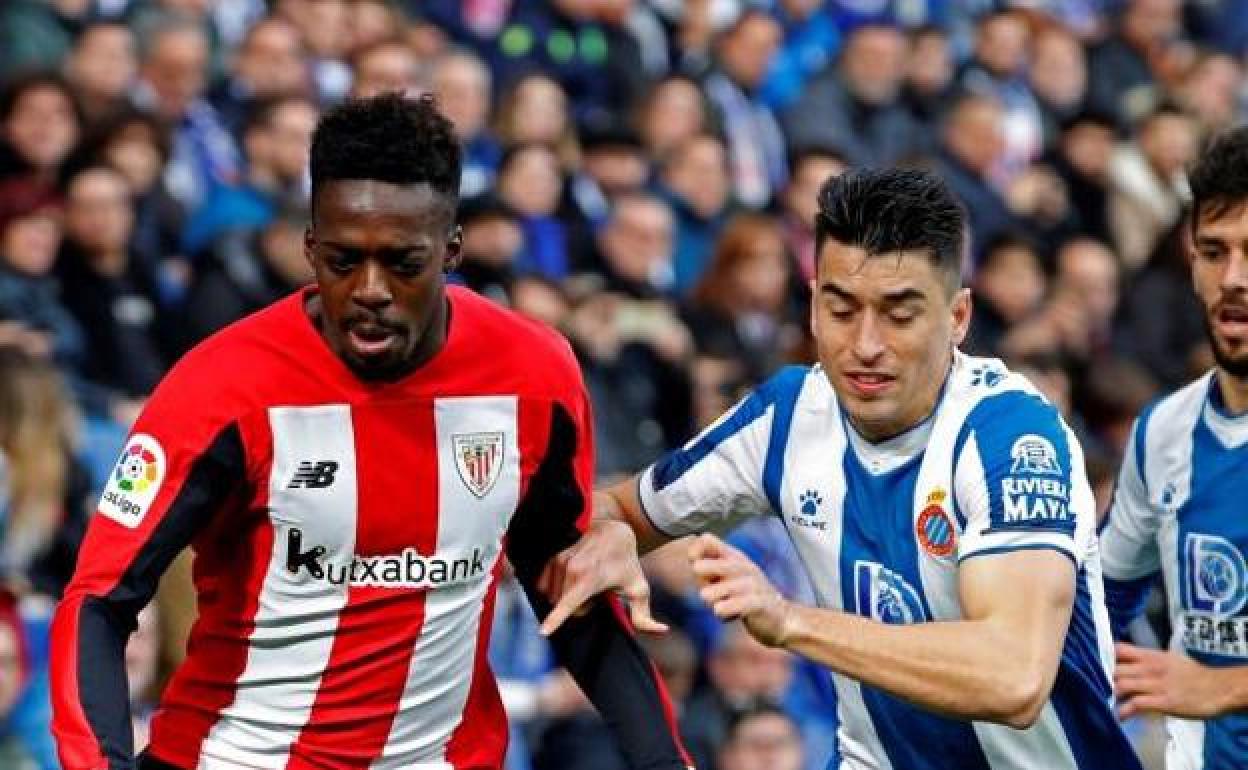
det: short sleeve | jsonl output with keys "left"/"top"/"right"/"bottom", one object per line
{"left": 1099, "top": 411, "right": 1163, "bottom": 581}
{"left": 954, "top": 392, "right": 1090, "bottom": 566}
{"left": 638, "top": 373, "right": 789, "bottom": 538}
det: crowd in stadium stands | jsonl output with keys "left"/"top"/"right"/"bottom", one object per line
{"left": 0, "top": 0, "right": 1245, "bottom": 767}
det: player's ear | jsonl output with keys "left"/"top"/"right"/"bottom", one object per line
{"left": 951, "top": 287, "right": 972, "bottom": 347}
{"left": 304, "top": 227, "right": 317, "bottom": 271}
{"left": 443, "top": 225, "right": 464, "bottom": 274}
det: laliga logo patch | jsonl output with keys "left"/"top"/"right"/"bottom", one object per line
{"left": 916, "top": 488, "right": 956, "bottom": 559}
{"left": 99, "top": 434, "right": 166, "bottom": 529}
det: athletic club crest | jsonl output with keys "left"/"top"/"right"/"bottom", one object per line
{"left": 453, "top": 431, "right": 504, "bottom": 498}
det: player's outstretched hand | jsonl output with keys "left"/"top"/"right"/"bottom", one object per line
{"left": 689, "top": 533, "right": 792, "bottom": 648}
{"left": 538, "top": 518, "right": 668, "bottom": 637}
{"left": 1115, "top": 642, "right": 1226, "bottom": 719}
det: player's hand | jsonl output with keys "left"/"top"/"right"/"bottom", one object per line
{"left": 1115, "top": 642, "right": 1227, "bottom": 719}
{"left": 538, "top": 518, "right": 668, "bottom": 637}
{"left": 689, "top": 534, "right": 792, "bottom": 648}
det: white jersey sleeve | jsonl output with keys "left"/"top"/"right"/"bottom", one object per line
{"left": 638, "top": 367, "right": 807, "bottom": 538}
{"left": 953, "top": 390, "right": 1093, "bottom": 566}
{"left": 1099, "top": 411, "right": 1163, "bottom": 581}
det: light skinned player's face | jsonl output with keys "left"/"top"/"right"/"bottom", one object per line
{"left": 812, "top": 240, "right": 970, "bottom": 441}
{"left": 1191, "top": 201, "right": 1248, "bottom": 377}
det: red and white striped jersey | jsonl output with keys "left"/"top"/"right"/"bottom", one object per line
{"left": 50, "top": 286, "right": 688, "bottom": 770}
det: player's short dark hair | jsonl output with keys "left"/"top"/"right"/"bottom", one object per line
{"left": 814, "top": 168, "right": 965, "bottom": 290}
{"left": 1190, "top": 126, "right": 1248, "bottom": 227}
{"left": 309, "top": 92, "right": 461, "bottom": 210}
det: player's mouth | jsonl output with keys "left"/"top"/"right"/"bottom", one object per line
{"left": 1215, "top": 303, "right": 1248, "bottom": 341}
{"left": 844, "top": 371, "right": 896, "bottom": 397}
{"left": 346, "top": 323, "right": 401, "bottom": 358}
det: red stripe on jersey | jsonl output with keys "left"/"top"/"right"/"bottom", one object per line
{"left": 148, "top": 413, "right": 275, "bottom": 768}
{"left": 48, "top": 598, "right": 95, "bottom": 769}
{"left": 285, "top": 402, "right": 438, "bottom": 768}
{"left": 443, "top": 560, "right": 506, "bottom": 768}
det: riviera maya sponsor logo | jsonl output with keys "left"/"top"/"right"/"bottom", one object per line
{"left": 99, "top": 433, "right": 167, "bottom": 529}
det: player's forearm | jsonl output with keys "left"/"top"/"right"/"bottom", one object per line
{"left": 1213, "top": 664, "right": 1248, "bottom": 715}
{"left": 593, "top": 479, "right": 668, "bottom": 555}
{"left": 782, "top": 603, "right": 1055, "bottom": 728}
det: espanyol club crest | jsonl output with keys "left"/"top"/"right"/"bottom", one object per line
{"left": 453, "top": 431, "right": 504, "bottom": 498}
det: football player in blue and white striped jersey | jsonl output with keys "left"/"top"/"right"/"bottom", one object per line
{"left": 543, "top": 168, "right": 1141, "bottom": 770}
{"left": 1101, "top": 126, "right": 1248, "bottom": 770}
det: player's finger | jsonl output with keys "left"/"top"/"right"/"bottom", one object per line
{"left": 540, "top": 583, "right": 593, "bottom": 637}
{"left": 691, "top": 554, "right": 746, "bottom": 580}
{"left": 1118, "top": 694, "right": 1164, "bottom": 720}
{"left": 1114, "top": 642, "right": 1147, "bottom": 662}
{"left": 626, "top": 589, "right": 669, "bottom": 634}
{"left": 709, "top": 594, "right": 753, "bottom": 621}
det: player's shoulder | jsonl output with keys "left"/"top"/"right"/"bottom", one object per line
{"left": 949, "top": 353, "right": 1067, "bottom": 448}
{"left": 447, "top": 285, "right": 581, "bottom": 390}
{"left": 1135, "top": 371, "right": 1213, "bottom": 444}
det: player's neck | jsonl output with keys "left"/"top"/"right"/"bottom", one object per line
{"left": 1214, "top": 368, "right": 1248, "bottom": 417}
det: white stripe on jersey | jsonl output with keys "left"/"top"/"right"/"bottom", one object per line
{"left": 201, "top": 405, "right": 359, "bottom": 768}
{"left": 371, "top": 396, "right": 520, "bottom": 767}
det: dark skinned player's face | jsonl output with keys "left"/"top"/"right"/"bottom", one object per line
{"left": 306, "top": 179, "right": 462, "bottom": 380}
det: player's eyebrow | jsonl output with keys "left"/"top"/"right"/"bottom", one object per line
{"left": 819, "top": 282, "right": 857, "bottom": 302}
{"left": 880, "top": 288, "right": 926, "bottom": 305}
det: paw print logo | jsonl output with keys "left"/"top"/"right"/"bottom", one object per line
{"left": 800, "top": 489, "right": 823, "bottom": 516}
{"left": 971, "top": 366, "right": 1004, "bottom": 388}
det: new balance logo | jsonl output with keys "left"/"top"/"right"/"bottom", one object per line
{"left": 287, "top": 461, "right": 339, "bottom": 489}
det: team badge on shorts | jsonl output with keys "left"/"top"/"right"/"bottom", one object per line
{"left": 916, "top": 488, "right": 956, "bottom": 559}
{"left": 453, "top": 431, "right": 504, "bottom": 498}
{"left": 99, "top": 433, "right": 167, "bottom": 529}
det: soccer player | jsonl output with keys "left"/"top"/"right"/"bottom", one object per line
{"left": 1100, "top": 127, "right": 1248, "bottom": 768}
{"left": 542, "top": 168, "right": 1142, "bottom": 768}
{"left": 49, "top": 94, "right": 689, "bottom": 770}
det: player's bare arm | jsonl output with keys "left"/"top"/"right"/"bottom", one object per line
{"left": 690, "top": 533, "right": 1075, "bottom": 729}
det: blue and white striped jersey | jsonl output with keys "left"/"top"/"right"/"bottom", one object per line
{"left": 1101, "top": 372, "right": 1248, "bottom": 770}
{"left": 640, "top": 352, "right": 1138, "bottom": 770}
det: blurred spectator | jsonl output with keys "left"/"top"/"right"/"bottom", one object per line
{"left": 717, "top": 702, "right": 804, "bottom": 770}
{"left": 82, "top": 108, "right": 187, "bottom": 302}
{"left": 1047, "top": 110, "right": 1117, "bottom": 243}
{"left": 1173, "top": 50, "right": 1242, "bottom": 136}
{"left": 58, "top": 165, "right": 168, "bottom": 400}
{"left": 964, "top": 233, "right": 1047, "bottom": 357}
{"left": 133, "top": 13, "right": 242, "bottom": 214}
{"left": 1029, "top": 24, "right": 1089, "bottom": 148}
{"left": 511, "top": 274, "right": 573, "bottom": 331}
{"left": 273, "top": 0, "right": 353, "bottom": 103}
{"left": 704, "top": 10, "right": 789, "bottom": 209}
{"left": 591, "top": 192, "right": 676, "bottom": 297}
{"left": 1087, "top": 0, "right": 1181, "bottom": 129}
{"left": 1117, "top": 218, "right": 1207, "bottom": 390}
{"left": 658, "top": 133, "right": 735, "bottom": 293}
{"left": 183, "top": 94, "right": 317, "bottom": 256}
{"left": 180, "top": 205, "right": 313, "bottom": 349}
{"left": 757, "top": 0, "right": 840, "bottom": 112}
{"left": 126, "top": 602, "right": 163, "bottom": 753}
{"left": 636, "top": 73, "right": 714, "bottom": 161}
{"left": 902, "top": 25, "right": 955, "bottom": 129}
{"left": 959, "top": 9, "right": 1044, "bottom": 180}
{"left": 0, "top": 179, "right": 83, "bottom": 372}
{"left": 207, "top": 16, "right": 309, "bottom": 141}
{"left": 491, "top": 0, "right": 646, "bottom": 127}
{"left": 781, "top": 147, "right": 846, "bottom": 283}
{"left": 349, "top": 0, "right": 410, "bottom": 53}
{"left": 454, "top": 193, "right": 525, "bottom": 304}
{"left": 684, "top": 622, "right": 795, "bottom": 770}
{"left": 494, "top": 74, "right": 580, "bottom": 171}
{"left": 686, "top": 214, "right": 804, "bottom": 381}
{"left": 432, "top": 49, "right": 501, "bottom": 198}
{"left": 0, "top": 591, "right": 57, "bottom": 770}
{"left": 0, "top": 72, "right": 83, "bottom": 187}
{"left": 932, "top": 93, "right": 1016, "bottom": 261}
{"left": 0, "top": 0, "right": 83, "bottom": 76}
{"left": 497, "top": 142, "right": 582, "bottom": 282}
{"left": 349, "top": 39, "right": 426, "bottom": 100}
{"left": 0, "top": 348, "right": 90, "bottom": 598}
{"left": 783, "top": 24, "right": 922, "bottom": 169}
{"left": 64, "top": 22, "right": 139, "bottom": 126}
{"left": 1107, "top": 104, "right": 1196, "bottom": 271}
{"left": 570, "top": 122, "right": 650, "bottom": 228}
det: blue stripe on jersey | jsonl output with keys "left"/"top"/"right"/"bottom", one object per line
{"left": 762, "top": 367, "right": 807, "bottom": 513}
{"left": 1205, "top": 713, "right": 1248, "bottom": 768}
{"left": 954, "top": 390, "right": 1076, "bottom": 538}
{"left": 1063, "top": 568, "right": 1113, "bottom": 701}
{"left": 839, "top": 443, "right": 991, "bottom": 770}
{"left": 1132, "top": 398, "right": 1161, "bottom": 497}
{"left": 1102, "top": 574, "right": 1153, "bottom": 640}
{"left": 1049, "top": 653, "right": 1143, "bottom": 770}
{"left": 651, "top": 366, "right": 808, "bottom": 494}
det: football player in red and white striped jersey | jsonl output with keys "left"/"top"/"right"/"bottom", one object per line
{"left": 50, "top": 93, "right": 690, "bottom": 770}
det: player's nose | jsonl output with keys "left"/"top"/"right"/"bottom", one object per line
{"left": 352, "top": 259, "right": 393, "bottom": 308}
{"left": 850, "top": 311, "right": 886, "bottom": 362}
